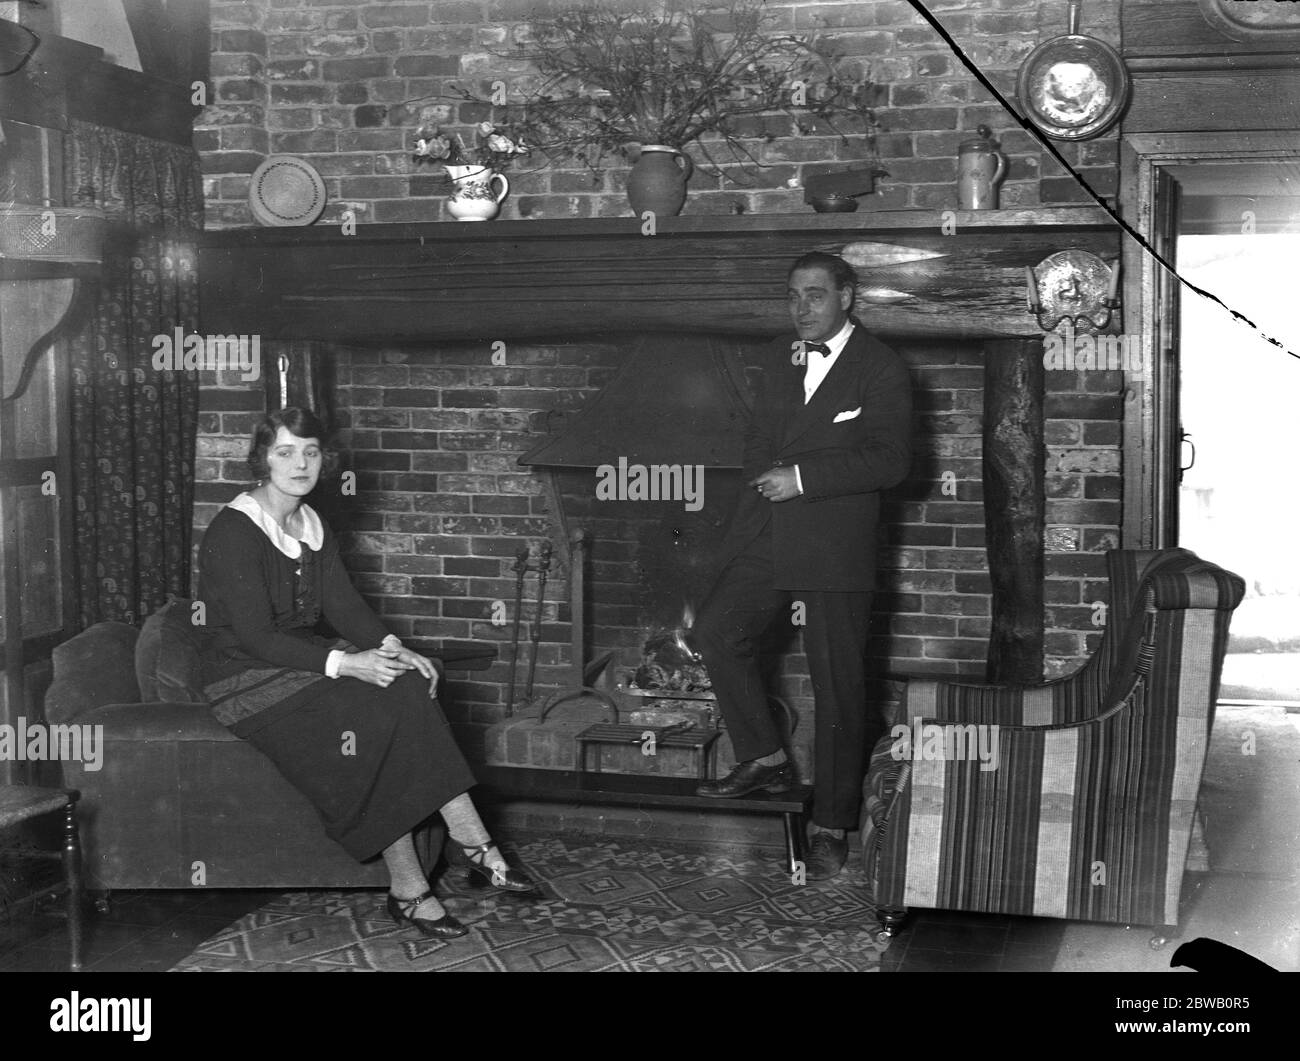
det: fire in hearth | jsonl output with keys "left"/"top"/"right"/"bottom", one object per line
{"left": 627, "top": 604, "right": 710, "bottom": 695}
{"left": 620, "top": 604, "right": 717, "bottom": 730}
{"left": 618, "top": 602, "right": 798, "bottom": 739}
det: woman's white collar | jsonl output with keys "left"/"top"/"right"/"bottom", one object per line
{"left": 228, "top": 492, "right": 324, "bottom": 558}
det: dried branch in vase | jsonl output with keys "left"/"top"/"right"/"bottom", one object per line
{"left": 432, "top": 0, "right": 885, "bottom": 185}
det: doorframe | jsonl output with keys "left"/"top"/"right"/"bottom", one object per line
{"left": 1119, "top": 131, "right": 1300, "bottom": 548}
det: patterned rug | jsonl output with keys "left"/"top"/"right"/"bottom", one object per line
{"left": 173, "top": 834, "right": 891, "bottom": 972}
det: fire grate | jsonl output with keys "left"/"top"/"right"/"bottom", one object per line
{"left": 574, "top": 723, "right": 721, "bottom": 781}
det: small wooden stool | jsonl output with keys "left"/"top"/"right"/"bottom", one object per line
{"left": 0, "top": 786, "right": 84, "bottom": 971}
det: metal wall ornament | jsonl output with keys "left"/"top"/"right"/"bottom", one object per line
{"left": 1016, "top": 0, "right": 1130, "bottom": 141}
{"left": 1025, "top": 250, "right": 1120, "bottom": 335}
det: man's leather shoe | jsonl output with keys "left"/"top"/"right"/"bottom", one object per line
{"left": 695, "top": 759, "right": 793, "bottom": 798}
{"left": 805, "top": 831, "right": 848, "bottom": 880}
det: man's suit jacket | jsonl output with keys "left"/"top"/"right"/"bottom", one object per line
{"left": 716, "top": 323, "right": 912, "bottom": 592}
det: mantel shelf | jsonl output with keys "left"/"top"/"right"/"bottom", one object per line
{"left": 197, "top": 206, "right": 1121, "bottom": 343}
{"left": 201, "top": 206, "right": 1116, "bottom": 245}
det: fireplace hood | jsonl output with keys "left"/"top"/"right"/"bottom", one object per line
{"left": 518, "top": 333, "right": 754, "bottom": 469}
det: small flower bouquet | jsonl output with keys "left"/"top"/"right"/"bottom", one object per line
{"left": 413, "top": 121, "right": 529, "bottom": 177}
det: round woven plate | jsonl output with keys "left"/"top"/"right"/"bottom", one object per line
{"left": 248, "top": 156, "right": 327, "bottom": 226}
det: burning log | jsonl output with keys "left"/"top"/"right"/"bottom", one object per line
{"left": 628, "top": 605, "right": 712, "bottom": 694}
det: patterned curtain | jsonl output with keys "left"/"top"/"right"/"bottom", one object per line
{"left": 63, "top": 120, "right": 204, "bottom": 627}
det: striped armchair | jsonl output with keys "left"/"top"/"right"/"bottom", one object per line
{"left": 861, "top": 548, "right": 1244, "bottom": 935}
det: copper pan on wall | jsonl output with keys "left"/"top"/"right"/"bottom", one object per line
{"left": 1016, "top": 0, "right": 1130, "bottom": 141}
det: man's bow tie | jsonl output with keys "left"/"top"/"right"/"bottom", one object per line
{"left": 803, "top": 341, "right": 831, "bottom": 356}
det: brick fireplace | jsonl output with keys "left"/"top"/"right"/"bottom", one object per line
{"left": 321, "top": 333, "right": 996, "bottom": 782}
{"left": 196, "top": 212, "right": 1123, "bottom": 790}
{"left": 518, "top": 332, "right": 751, "bottom": 646}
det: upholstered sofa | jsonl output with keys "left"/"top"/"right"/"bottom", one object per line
{"left": 861, "top": 548, "right": 1244, "bottom": 935}
{"left": 43, "top": 616, "right": 444, "bottom": 895}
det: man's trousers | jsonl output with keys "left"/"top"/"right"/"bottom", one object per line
{"left": 691, "top": 552, "right": 882, "bottom": 830}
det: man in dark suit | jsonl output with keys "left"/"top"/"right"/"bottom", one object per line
{"left": 692, "top": 251, "right": 912, "bottom": 880}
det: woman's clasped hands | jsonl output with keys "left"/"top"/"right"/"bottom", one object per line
{"left": 339, "top": 645, "right": 440, "bottom": 698}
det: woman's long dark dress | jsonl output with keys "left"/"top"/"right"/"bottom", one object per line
{"left": 197, "top": 496, "right": 476, "bottom": 861}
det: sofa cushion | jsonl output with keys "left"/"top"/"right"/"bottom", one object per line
{"left": 135, "top": 599, "right": 209, "bottom": 704}
{"left": 46, "top": 623, "right": 142, "bottom": 724}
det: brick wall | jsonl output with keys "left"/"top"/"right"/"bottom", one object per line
{"left": 192, "top": 367, "right": 267, "bottom": 591}
{"left": 197, "top": 0, "right": 1120, "bottom": 226}
{"left": 1043, "top": 365, "right": 1123, "bottom": 677}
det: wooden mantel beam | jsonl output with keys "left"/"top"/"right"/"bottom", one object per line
{"left": 198, "top": 207, "right": 1119, "bottom": 343}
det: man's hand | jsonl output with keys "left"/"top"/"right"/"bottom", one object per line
{"left": 750, "top": 466, "right": 801, "bottom": 503}
{"left": 338, "top": 647, "right": 414, "bottom": 689}
{"left": 392, "top": 646, "right": 440, "bottom": 698}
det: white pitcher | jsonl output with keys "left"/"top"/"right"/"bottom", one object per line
{"left": 445, "top": 164, "right": 509, "bottom": 221}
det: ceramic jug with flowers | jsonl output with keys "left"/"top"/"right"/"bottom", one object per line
{"left": 414, "top": 121, "right": 528, "bottom": 221}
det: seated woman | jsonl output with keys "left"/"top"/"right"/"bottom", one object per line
{"left": 198, "top": 407, "right": 532, "bottom": 939}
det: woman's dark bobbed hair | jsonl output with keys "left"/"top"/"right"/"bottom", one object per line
{"left": 247, "top": 407, "right": 341, "bottom": 481}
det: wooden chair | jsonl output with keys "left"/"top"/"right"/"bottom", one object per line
{"left": 0, "top": 785, "right": 84, "bottom": 970}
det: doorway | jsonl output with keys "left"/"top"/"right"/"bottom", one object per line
{"left": 1171, "top": 161, "right": 1300, "bottom": 706}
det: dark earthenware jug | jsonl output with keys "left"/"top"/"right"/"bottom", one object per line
{"left": 626, "top": 145, "right": 694, "bottom": 217}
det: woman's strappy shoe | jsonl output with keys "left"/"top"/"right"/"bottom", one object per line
{"left": 386, "top": 887, "right": 467, "bottom": 939}
{"left": 448, "top": 839, "right": 538, "bottom": 893}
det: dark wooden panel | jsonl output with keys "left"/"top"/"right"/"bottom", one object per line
{"left": 0, "top": 262, "right": 98, "bottom": 282}
{"left": 1123, "top": 0, "right": 1300, "bottom": 58}
{"left": 1124, "top": 69, "right": 1300, "bottom": 133}
{"left": 121, "top": 0, "right": 170, "bottom": 80}
{"left": 66, "top": 64, "right": 202, "bottom": 145}
{"left": 982, "top": 339, "right": 1044, "bottom": 683}
{"left": 0, "top": 23, "right": 198, "bottom": 144}
{"left": 198, "top": 210, "right": 1120, "bottom": 343}
{"left": 181, "top": 0, "right": 212, "bottom": 93}
{"left": 0, "top": 25, "right": 102, "bottom": 131}
{"left": 122, "top": 0, "right": 210, "bottom": 88}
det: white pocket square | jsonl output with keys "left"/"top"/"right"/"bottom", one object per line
{"left": 833, "top": 407, "right": 862, "bottom": 423}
